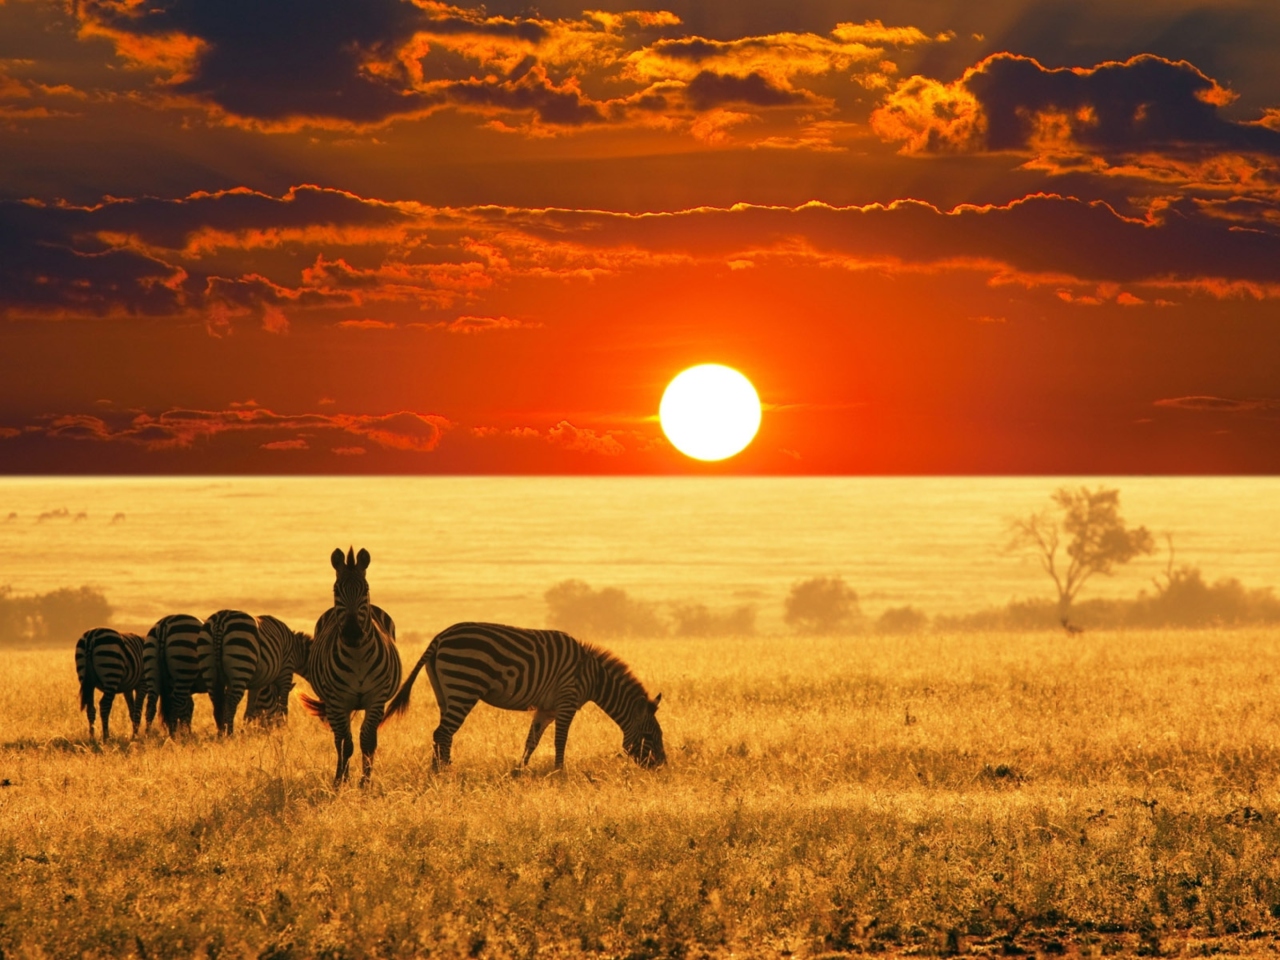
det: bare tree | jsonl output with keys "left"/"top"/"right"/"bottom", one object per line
{"left": 1008, "top": 486, "right": 1154, "bottom": 627}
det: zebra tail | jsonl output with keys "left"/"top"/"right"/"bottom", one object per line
{"left": 299, "top": 693, "right": 329, "bottom": 726}
{"left": 380, "top": 650, "right": 429, "bottom": 726}
{"left": 155, "top": 640, "right": 177, "bottom": 731}
{"left": 78, "top": 637, "right": 96, "bottom": 713}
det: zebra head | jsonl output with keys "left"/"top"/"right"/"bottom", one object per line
{"left": 330, "top": 547, "right": 372, "bottom": 646}
{"left": 622, "top": 692, "right": 666, "bottom": 768}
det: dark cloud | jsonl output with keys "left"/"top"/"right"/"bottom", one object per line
{"left": 874, "top": 53, "right": 1280, "bottom": 160}
{"left": 443, "top": 67, "right": 607, "bottom": 126}
{"left": 684, "top": 71, "right": 811, "bottom": 111}
{"left": 79, "top": 0, "right": 431, "bottom": 124}
{"left": 972, "top": 54, "right": 1279, "bottom": 153}
{"left": 26, "top": 404, "right": 451, "bottom": 453}
{"left": 1154, "top": 396, "right": 1280, "bottom": 413}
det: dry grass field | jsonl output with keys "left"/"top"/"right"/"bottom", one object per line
{"left": 4, "top": 629, "right": 1280, "bottom": 959}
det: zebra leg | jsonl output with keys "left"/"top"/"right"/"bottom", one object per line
{"left": 358, "top": 705, "right": 385, "bottom": 786}
{"left": 99, "top": 692, "right": 115, "bottom": 741}
{"left": 552, "top": 703, "right": 579, "bottom": 770}
{"left": 522, "top": 708, "right": 555, "bottom": 766}
{"left": 176, "top": 691, "right": 195, "bottom": 734}
{"left": 86, "top": 691, "right": 97, "bottom": 741}
{"left": 144, "top": 690, "right": 158, "bottom": 733}
{"left": 330, "top": 712, "right": 355, "bottom": 785}
{"left": 432, "top": 694, "right": 479, "bottom": 769}
{"left": 123, "top": 689, "right": 143, "bottom": 738}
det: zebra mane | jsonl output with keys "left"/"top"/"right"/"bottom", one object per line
{"left": 582, "top": 641, "right": 651, "bottom": 701}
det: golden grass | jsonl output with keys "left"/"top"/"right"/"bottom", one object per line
{"left": 4, "top": 629, "right": 1280, "bottom": 958}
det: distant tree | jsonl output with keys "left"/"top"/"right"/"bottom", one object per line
{"left": 0, "top": 585, "right": 113, "bottom": 647}
{"left": 875, "top": 605, "right": 929, "bottom": 635}
{"left": 544, "top": 579, "right": 666, "bottom": 638}
{"left": 670, "top": 602, "right": 757, "bottom": 638}
{"left": 1008, "top": 485, "right": 1154, "bottom": 625}
{"left": 784, "top": 576, "right": 861, "bottom": 635}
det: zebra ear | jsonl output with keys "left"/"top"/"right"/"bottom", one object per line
{"left": 650, "top": 693, "right": 662, "bottom": 712}
{"left": 356, "top": 548, "right": 371, "bottom": 571}
{"left": 331, "top": 548, "right": 345, "bottom": 571}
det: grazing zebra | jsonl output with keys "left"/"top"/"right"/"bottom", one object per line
{"left": 75, "top": 627, "right": 148, "bottom": 741}
{"left": 300, "top": 547, "right": 401, "bottom": 786}
{"left": 199, "top": 610, "right": 311, "bottom": 735}
{"left": 143, "top": 614, "right": 211, "bottom": 736}
{"left": 382, "top": 622, "right": 666, "bottom": 770}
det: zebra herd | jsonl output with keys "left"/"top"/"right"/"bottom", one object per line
{"left": 74, "top": 546, "right": 666, "bottom": 784}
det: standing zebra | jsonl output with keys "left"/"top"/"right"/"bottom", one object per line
{"left": 199, "top": 610, "right": 311, "bottom": 735}
{"left": 143, "top": 614, "right": 210, "bottom": 736}
{"left": 301, "top": 547, "right": 401, "bottom": 786}
{"left": 75, "top": 627, "right": 148, "bottom": 741}
{"left": 382, "top": 622, "right": 666, "bottom": 770}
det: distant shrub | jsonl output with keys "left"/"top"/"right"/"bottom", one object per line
{"left": 544, "top": 579, "right": 666, "bottom": 638}
{"left": 1127, "top": 566, "right": 1280, "bottom": 628}
{"left": 670, "top": 602, "right": 757, "bottom": 638}
{"left": 784, "top": 576, "right": 861, "bottom": 635}
{"left": 0, "top": 585, "right": 113, "bottom": 648}
{"left": 875, "top": 605, "right": 929, "bottom": 635}
{"left": 934, "top": 597, "right": 1062, "bottom": 632}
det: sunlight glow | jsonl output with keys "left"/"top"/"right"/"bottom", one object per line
{"left": 659, "top": 364, "right": 762, "bottom": 462}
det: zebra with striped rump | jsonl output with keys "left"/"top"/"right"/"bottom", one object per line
{"left": 143, "top": 614, "right": 210, "bottom": 736}
{"left": 75, "top": 627, "right": 148, "bottom": 741}
{"left": 301, "top": 547, "right": 401, "bottom": 786}
{"left": 382, "top": 622, "right": 666, "bottom": 770}
{"left": 199, "top": 610, "right": 312, "bottom": 735}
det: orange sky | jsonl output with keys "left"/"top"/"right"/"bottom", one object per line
{"left": 3, "top": 0, "right": 1280, "bottom": 473}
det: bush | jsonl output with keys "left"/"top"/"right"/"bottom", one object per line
{"left": 670, "top": 602, "right": 757, "bottom": 637}
{"left": 784, "top": 577, "right": 861, "bottom": 635}
{"left": 0, "top": 585, "right": 114, "bottom": 647}
{"left": 875, "top": 605, "right": 929, "bottom": 635}
{"left": 544, "top": 579, "right": 666, "bottom": 639}
{"left": 1128, "top": 566, "right": 1280, "bottom": 628}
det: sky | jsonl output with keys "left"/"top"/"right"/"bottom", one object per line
{"left": 2, "top": 0, "right": 1280, "bottom": 474}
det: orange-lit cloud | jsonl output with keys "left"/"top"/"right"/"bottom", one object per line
{"left": 873, "top": 54, "right": 1280, "bottom": 193}
{"left": 5, "top": 186, "right": 1280, "bottom": 333}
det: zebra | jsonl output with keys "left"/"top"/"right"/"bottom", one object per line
{"left": 198, "top": 610, "right": 311, "bottom": 735}
{"left": 300, "top": 547, "right": 401, "bottom": 786}
{"left": 382, "top": 621, "right": 666, "bottom": 770}
{"left": 75, "top": 627, "right": 148, "bottom": 741}
{"left": 143, "top": 614, "right": 211, "bottom": 736}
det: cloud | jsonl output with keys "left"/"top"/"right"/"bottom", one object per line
{"left": 7, "top": 184, "right": 1280, "bottom": 328}
{"left": 25, "top": 404, "right": 452, "bottom": 453}
{"left": 416, "top": 315, "right": 540, "bottom": 334}
{"left": 872, "top": 53, "right": 1280, "bottom": 190}
{"left": 1153, "top": 396, "right": 1280, "bottom": 413}
{"left": 683, "top": 71, "right": 812, "bottom": 111}
{"left": 547, "top": 421, "right": 625, "bottom": 456}
{"left": 67, "top": 2, "right": 940, "bottom": 141}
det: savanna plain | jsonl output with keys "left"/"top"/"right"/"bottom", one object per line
{"left": 5, "top": 628, "right": 1280, "bottom": 959}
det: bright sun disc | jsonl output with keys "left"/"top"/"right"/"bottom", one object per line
{"left": 660, "top": 364, "right": 761, "bottom": 461}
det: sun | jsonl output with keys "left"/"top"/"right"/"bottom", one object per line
{"left": 660, "top": 364, "right": 762, "bottom": 462}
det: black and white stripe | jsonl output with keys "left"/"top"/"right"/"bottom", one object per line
{"left": 300, "top": 547, "right": 401, "bottom": 786}
{"left": 143, "top": 614, "right": 209, "bottom": 736}
{"left": 199, "top": 610, "right": 311, "bottom": 735}
{"left": 383, "top": 621, "right": 665, "bottom": 770}
{"left": 75, "top": 627, "right": 148, "bottom": 741}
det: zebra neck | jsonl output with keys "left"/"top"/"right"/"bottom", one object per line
{"left": 583, "top": 647, "right": 648, "bottom": 729}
